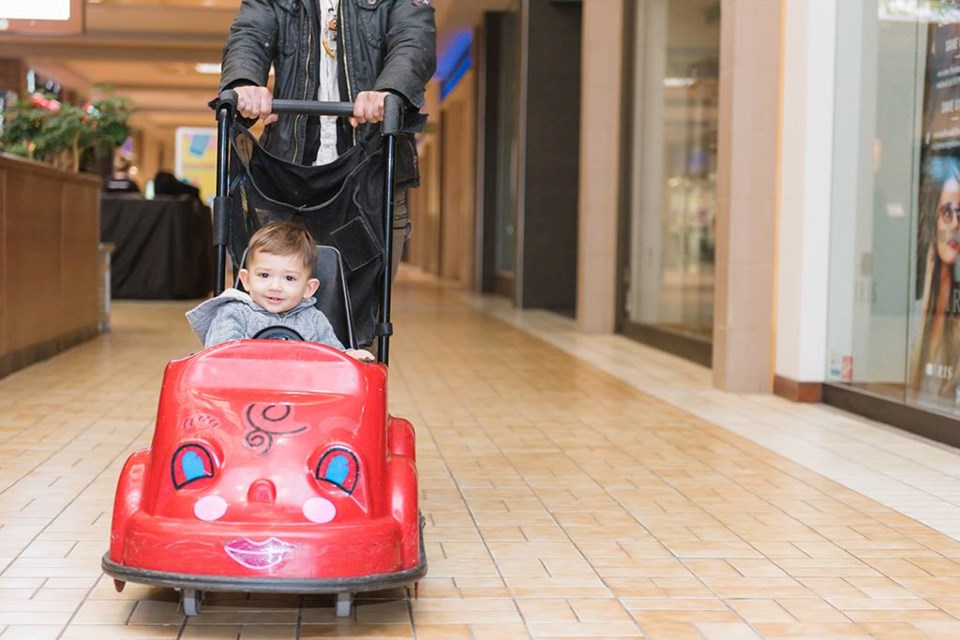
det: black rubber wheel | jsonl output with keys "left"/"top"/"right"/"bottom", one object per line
{"left": 182, "top": 589, "right": 202, "bottom": 616}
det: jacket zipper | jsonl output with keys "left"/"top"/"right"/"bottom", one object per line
{"left": 339, "top": 1, "right": 357, "bottom": 147}
{"left": 293, "top": 5, "right": 312, "bottom": 163}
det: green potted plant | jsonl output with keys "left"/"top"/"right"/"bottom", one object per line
{"left": 0, "top": 85, "right": 134, "bottom": 173}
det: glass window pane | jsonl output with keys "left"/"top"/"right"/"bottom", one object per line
{"left": 626, "top": 0, "right": 719, "bottom": 342}
{"left": 826, "top": 2, "right": 923, "bottom": 404}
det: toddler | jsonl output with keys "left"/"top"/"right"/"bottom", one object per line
{"left": 186, "top": 221, "right": 374, "bottom": 361}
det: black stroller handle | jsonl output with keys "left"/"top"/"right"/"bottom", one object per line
{"left": 216, "top": 90, "right": 403, "bottom": 134}
{"left": 217, "top": 89, "right": 353, "bottom": 118}
{"left": 271, "top": 100, "right": 355, "bottom": 117}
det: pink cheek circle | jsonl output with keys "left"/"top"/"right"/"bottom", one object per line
{"left": 194, "top": 495, "right": 228, "bottom": 521}
{"left": 303, "top": 497, "right": 336, "bottom": 523}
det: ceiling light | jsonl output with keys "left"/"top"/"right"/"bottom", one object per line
{"left": 195, "top": 63, "right": 274, "bottom": 76}
{"left": 663, "top": 77, "right": 696, "bottom": 88}
{"left": 195, "top": 63, "right": 221, "bottom": 75}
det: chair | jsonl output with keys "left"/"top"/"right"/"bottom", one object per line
{"left": 236, "top": 245, "right": 356, "bottom": 349}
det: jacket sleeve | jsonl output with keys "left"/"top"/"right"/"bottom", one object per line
{"left": 219, "top": 0, "right": 279, "bottom": 92}
{"left": 307, "top": 309, "right": 346, "bottom": 351}
{"left": 204, "top": 305, "right": 249, "bottom": 349}
{"left": 373, "top": 0, "right": 437, "bottom": 109}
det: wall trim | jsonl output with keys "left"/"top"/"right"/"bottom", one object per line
{"left": 0, "top": 325, "right": 99, "bottom": 380}
{"left": 620, "top": 321, "right": 712, "bottom": 367}
{"left": 773, "top": 375, "right": 823, "bottom": 403}
{"left": 823, "top": 384, "right": 960, "bottom": 450}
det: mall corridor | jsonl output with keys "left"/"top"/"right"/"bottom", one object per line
{"left": 4, "top": 272, "right": 960, "bottom": 639}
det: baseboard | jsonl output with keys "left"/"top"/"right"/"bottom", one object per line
{"left": 773, "top": 375, "right": 823, "bottom": 403}
{"left": 0, "top": 325, "right": 100, "bottom": 379}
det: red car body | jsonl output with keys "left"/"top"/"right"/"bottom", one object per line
{"left": 102, "top": 340, "right": 424, "bottom": 595}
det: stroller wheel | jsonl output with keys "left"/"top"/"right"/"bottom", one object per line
{"left": 335, "top": 591, "right": 352, "bottom": 618}
{"left": 181, "top": 589, "right": 203, "bottom": 616}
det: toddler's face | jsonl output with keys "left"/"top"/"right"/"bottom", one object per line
{"left": 239, "top": 251, "right": 319, "bottom": 314}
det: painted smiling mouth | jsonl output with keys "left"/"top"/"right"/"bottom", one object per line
{"left": 223, "top": 537, "right": 294, "bottom": 570}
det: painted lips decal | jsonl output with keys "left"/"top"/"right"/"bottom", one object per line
{"left": 223, "top": 537, "right": 294, "bottom": 570}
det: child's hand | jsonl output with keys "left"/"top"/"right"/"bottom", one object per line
{"left": 345, "top": 349, "right": 376, "bottom": 363}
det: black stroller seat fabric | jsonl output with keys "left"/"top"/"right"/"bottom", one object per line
{"left": 229, "top": 123, "right": 386, "bottom": 347}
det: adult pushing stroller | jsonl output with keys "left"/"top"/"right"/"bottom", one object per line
{"left": 102, "top": 92, "right": 425, "bottom": 617}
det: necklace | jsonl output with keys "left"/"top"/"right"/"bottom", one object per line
{"left": 321, "top": 3, "right": 338, "bottom": 59}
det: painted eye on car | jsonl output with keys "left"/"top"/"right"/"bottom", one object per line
{"left": 172, "top": 443, "right": 216, "bottom": 489}
{"left": 314, "top": 448, "right": 359, "bottom": 494}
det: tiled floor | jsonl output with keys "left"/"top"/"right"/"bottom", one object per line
{"left": 5, "top": 272, "right": 960, "bottom": 638}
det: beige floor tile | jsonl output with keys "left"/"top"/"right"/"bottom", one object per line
{"left": 411, "top": 624, "right": 473, "bottom": 639}
{"left": 9, "top": 280, "right": 960, "bottom": 637}
{"left": 127, "top": 600, "right": 185, "bottom": 625}
{"left": 299, "top": 623, "right": 413, "bottom": 638}
{"left": 179, "top": 626, "right": 246, "bottom": 640}
{"left": 754, "top": 623, "right": 879, "bottom": 638}
{"left": 776, "top": 598, "right": 850, "bottom": 623}
{"left": 695, "top": 622, "right": 763, "bottom": 640}
{"left": 517, "top": 598, "right": 578, "bottom": 623}
{"left": 70, "top": 599, "right": 137, "bottom": 625}
{"left": 0, "top": 627, "right": 64, "bottom": 640}
{"left": 858, "top": 622, "right": 931, "bottom": 640}
{"left": 725, "top": 599, "right": 796, "bottom": 624}
{"left": 913, "top": 619, "right": 960, "bottom": 638}
{"left": 453, "top": 576, "right": 511, "bottom": 598}
{"left": 527, "top": 621, "right": 643, "bottom": 637}
{"left": 636, "top": 621, "right": 704, "bottom": 639}
{"left": 469, "top": 623, "right": 533, "bottom": 639}
{"left": 58, "top": 625, "right": 183, "bottom": 639}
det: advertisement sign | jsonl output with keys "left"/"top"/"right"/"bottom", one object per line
{"left": 908, "top": 15, "right": 960, "bottom": 409}
{"left": 174, "top": 127, "right": 217, "bottom": 207}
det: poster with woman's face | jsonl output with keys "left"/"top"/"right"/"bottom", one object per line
{"left": 909, "top": 17, "right": 960, "bottom": 408}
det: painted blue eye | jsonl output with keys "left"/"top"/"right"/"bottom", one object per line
{"left": 181, "top": 451, "right": 208, "bottom": 482}
{"left": 324, "top": 455, "right": 350, "bottom": 486}
{"left": 315, "top": 448, "right": 359, "bottom": 494}
{"left": 172, "top": 444, "right": 216, "bottom": 489}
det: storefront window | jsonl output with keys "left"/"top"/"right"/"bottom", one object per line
{"left": 622, "top": 0, "right": 719, "bottom": 346}
{"left": 826, "top": 1, "right": 960, "bottom": 416}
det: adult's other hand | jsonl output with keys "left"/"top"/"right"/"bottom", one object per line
{"left": 350, "top": 91, "right": 390, "bottom": 127}
{"left": 235, "top": 86, "right": 278, "bottom": 125}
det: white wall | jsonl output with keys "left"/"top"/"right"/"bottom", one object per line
{"left": 774, "top": 0, "right": 838, "bottom": 383}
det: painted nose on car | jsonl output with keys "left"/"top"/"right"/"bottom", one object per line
{"left": 247, "top": 478, "right": 277, "bottom": 504}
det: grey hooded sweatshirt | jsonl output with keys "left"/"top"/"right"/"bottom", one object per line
{"left": 185, "top": 288, "right": 344, "bottom": 350}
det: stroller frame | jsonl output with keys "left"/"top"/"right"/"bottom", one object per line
{"left": 213, "top": 91, "right": 402, "bottom": 364}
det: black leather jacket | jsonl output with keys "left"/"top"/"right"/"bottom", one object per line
{"left": 219, "top": 0, "right": 436, "bottom": 185}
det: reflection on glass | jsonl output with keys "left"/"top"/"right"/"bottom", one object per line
{"left": 494, "top": 11, "right": 520, "bottom": 274}
{"left": 825, "top": 2, "right": 921, "bottom": 405}
{"left": 625, "top": 0, "right": 718, "bottom": 342}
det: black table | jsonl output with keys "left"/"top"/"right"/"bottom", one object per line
{"left": 100, "top": 194, "right": 214, "bottom": 299}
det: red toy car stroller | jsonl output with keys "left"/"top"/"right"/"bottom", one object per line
{"left": 101, "top": 93, "right": 426, "bottom": 617}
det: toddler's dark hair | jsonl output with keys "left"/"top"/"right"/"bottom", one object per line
{"left": 247, "top": 221, "right": 317, "bottom": 270}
